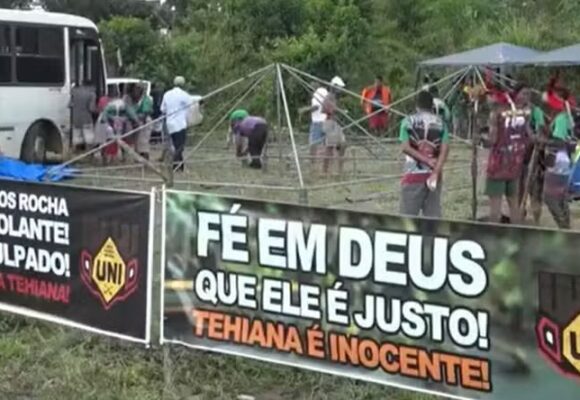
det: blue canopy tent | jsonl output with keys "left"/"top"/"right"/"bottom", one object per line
{"left": 417, "top": 43, "right": 543, "bottom": 220}
{"left": 526, "top": 43, "right": 580, "bottom": 197}
{"left": 531, "top": 43, "right": 580, "bottom": 67}
{"left": 419, "top": 42, "right": 542, "bottom": 67}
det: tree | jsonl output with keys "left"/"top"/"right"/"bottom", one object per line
{"left": 43, "top": 0, "right": 157, "bottom": 22}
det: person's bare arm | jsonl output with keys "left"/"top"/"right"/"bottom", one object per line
{"left": 401, "top": 141, "right": 436, "bottom": 169}
{"left": 299, "top": 105, "right": 317, "bottom": 114}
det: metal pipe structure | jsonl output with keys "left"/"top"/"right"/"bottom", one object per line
{"left": 176, "top": 65, "right": 275, "bottom": 171}
{"left": 277, "top": 64, "right": 305, "bottom": 188}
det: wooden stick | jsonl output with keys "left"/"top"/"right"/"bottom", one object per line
{"left": 520, "top": 144, "right": 540, "bottom": 220}
{"left": 116, "top": 139, "right": 168, "bottom": 182}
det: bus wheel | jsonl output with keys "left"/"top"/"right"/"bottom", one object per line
{"left": 21, "top": 123, "right": 48, "bottom": 164}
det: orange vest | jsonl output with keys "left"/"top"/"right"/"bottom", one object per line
{"left": 361, "top": 85, "right": 391, "bottom": 114}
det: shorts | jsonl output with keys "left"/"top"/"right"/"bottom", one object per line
{"left": 485, "top": 179, "right": 518, "bottom": 197}
{"left": 309, "top": 122, "right": 325, "bottom": 146}
{"left": 400, "top": 182, "right": 442, "bottom": 219}
{"left": 323, "top": 119, "right": 345, "bottom": 147}
{"left": 72, "top": 124, "right": 94, "bottom": 146}
{"left": 369, "top": 112, "right": 388, "bottom": 130}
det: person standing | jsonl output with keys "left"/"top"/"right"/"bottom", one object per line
{"left": 361, "top": 76, "right": 391, "bottom": 136}
{"left": 485, "top": 92, "right": 531, "bottom": 225}
{"left": 299, "top": 82, "right": 329, "bottom": 172}
{"left": 322, "top": 76, "right": 347, "bottom": 176}
{"left": 134, "top": 84, "right": 154, "bottom": 160}
{"left": 517, "top": 87, "right": 546, "bottom": 224}
{"left": 399, "top": 91, "right": 450, "bottom": 218}
{"left": 543, "top": 87, "right": 575, "bottom": 229}
{"left": 161, "top": 76, "right": 195, "bottom": 172}
{"left": 70, "top": 83, "right": 97, "bottom": 151}
{"left": 230, "top": 110, "right": 269, "bottom": 169}
{"left": 150, "top": 83, "right": 164, "bottom": 142}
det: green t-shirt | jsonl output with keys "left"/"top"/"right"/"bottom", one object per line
{"left": 103, "top": 99, "right": 138, "bottom": 124}
{"left": 399, "top": 111, "right": 450, "bottom": 183}
{"left": 531, "top": 106, "right": 545, "bottom": 133}
{"left": 551, "top": 112, "right": 572, "bottom": 140}
{"left": 137, "top": 95, "right": 153, "bottom": 116}
{"left": 399, "top": 115, "right": 450, "bottom": 143}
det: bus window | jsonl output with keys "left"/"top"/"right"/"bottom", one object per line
{"left": 70, "top": 37, "right": 105, "bottom": 96}
{"left": 0, "top": 25, "right": 11, "bottom": 82}
{"left": 15, "top": 26, "right": 64, "bottom": 85}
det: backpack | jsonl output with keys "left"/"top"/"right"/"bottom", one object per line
{"left": 487, "top": 109, "right": 530, "bottom": 180}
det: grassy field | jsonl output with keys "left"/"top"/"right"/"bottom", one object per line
{"left": 1, "top": 132, "right": 578, "bottom": 400}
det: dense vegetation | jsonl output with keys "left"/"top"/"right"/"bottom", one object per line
{"left": 3, "top": 0, "right": 580, "bottom": 95}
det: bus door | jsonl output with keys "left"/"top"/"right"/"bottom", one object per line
{"left": 69, "top": 27, "right": 105, "bottom": 149}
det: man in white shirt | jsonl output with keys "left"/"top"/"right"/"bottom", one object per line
{"left": 161, "top": 76, "right": 194, "bottom": 171}
{"left": 300, "top": 82, "right": 329, "bottom": 171}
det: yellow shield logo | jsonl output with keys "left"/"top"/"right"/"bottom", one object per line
{"left": 81, "top": 237, "right": 139, "bottom": 310}
{"left": 92, "top": 238, "right": 126, "bottom": 304}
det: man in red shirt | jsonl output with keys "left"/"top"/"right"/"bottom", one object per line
{"left": 361, "top": 76, "right": 391, "bottom": 136}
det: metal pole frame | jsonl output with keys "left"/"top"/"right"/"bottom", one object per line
{"left": 175, "top": 65, "right": 276, "bottom": 171}
{"left": 276, "top": 64, "right": 305, "bottom": 188}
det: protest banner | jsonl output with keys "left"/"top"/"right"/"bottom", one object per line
{"left": 0, "top": 180, "right": 153, "bottom": 344}
{"left": 161, "top": 190, "right": 580, "bottom": 399}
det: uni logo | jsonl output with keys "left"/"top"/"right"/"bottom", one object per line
{"left": 536, "top": 272, "right": 580, "bottom": 379}
{"left": 80, "top": 238, "right": 139, "bottom": 310}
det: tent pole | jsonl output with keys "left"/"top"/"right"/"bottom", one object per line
{"left": 414, "top": 66, "right": 422, "bottom": 92}
{"left": 470, "top": 66, "right": 479, "bottom": 221}
{"left": 277, "top": 64, "right": 305, "bottom": 189}
{"left": 176, "top": 65, "right": 275, "bottom": 171}
{"left": 275, "top": 68, "right": 283, "bottom": 163}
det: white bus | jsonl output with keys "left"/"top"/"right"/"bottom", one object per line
{"left": 0, "top": 8, "right": 106, "bottom": 163}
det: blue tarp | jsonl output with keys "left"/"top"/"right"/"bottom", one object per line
{"left": 0, "top": 157, "right": 76, "bottom": 182}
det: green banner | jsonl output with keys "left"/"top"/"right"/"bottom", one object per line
{"left": 162, "top": 190, "right": 580, "bottom": 400}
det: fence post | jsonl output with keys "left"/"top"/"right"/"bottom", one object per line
{"left": 162, "top": 346, "right": 173, "bottom": 399}
{"left": 299, "top": 189, "right": 309, "bottom": 205}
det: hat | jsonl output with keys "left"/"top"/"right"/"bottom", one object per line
{"left": 174, "top": 76, "right": 186, "bottom": 87}
{"left": 230, "top": 109, "right": 249, "bottom": 122}
{"left": 330, "top": 76, "right": 345, "bottom": 88}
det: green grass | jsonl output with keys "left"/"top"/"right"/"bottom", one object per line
{"left": 4, "top": 135, "right": 577, "bottom": 400}
{"left": 0, "top": 317, "right": 439, "bottom": 400}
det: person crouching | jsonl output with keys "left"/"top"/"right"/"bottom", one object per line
{"left": 230, "top": 110, "right": 269, "bottom": 169}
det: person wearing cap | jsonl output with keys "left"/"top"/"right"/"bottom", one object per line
{"left": 161, "top": 76, "right": 195, "bottom": 171}
{"left": 399, "top": 91, "right": 450, "bottom": 218}
{"left": 361, "top": 75, "right": 391, "bottom": 136}
{"left": 321, "top": 76, "right": 347, "bottom": 176}
{"left": 230, "top": 110, "right": 269, "bottom": 169}
{"left": 299, "top": 82, "right": 329, "bottom": 172}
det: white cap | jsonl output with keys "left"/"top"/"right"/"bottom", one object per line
{"left": 330, "top": 76, "right": 345, "bottom": 88}
{"left": 174, "top": 76, "right": 186, "bottom": 87}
